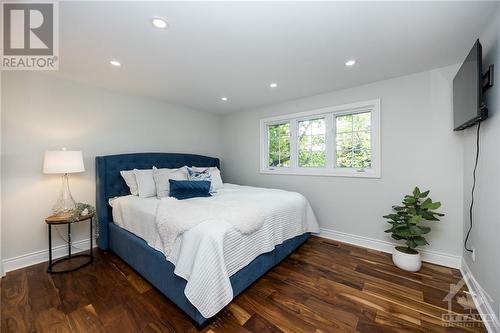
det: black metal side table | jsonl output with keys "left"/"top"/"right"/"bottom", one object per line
{"left": 45, "top": 212, "right": 94, "bottom": 273}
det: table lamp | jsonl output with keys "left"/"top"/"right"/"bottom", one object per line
{"left": 43, "top": 148, "right": 85, "bottom": 215}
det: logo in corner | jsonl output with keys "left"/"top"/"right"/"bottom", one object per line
{"left": 441, "top": 272, "right": 493, "bottom": 328}
{"left": 1, "top": 2, "right": 59, "bottom": 70}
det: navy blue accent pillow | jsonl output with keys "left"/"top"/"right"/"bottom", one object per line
{"left": 168, "top": 180, "right": 212, "bottom": 200}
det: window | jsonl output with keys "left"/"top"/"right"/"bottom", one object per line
{"left": 298, "top": 118, "right": 326, "bottom": 168}
{"left": 268, "top": 123, "right": 290, "bottom": 168}
{"left": 335, "top": 112, "right": 371, "bottom": 168}
{"left": 260, "top": 99, "right": 380, "bottom": 178}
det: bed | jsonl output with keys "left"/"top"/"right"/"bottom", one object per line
{"left": 96, "top": 153, "right": 318, "bottom": 326}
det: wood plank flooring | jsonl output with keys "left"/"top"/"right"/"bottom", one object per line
{"left": 1, "top": 236, "right": 486, "bottom": 332}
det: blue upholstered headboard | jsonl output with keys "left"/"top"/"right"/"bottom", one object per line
{"left": 95, "top": 153, "right": 221, "bottom": 249}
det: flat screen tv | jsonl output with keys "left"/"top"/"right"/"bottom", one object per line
{"left": 453, "top": 39, "right": 488, "bottom": 131}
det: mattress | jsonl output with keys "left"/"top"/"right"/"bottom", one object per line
{"left": 109, "top": 185, "right": 318, "bottom": 272}
{"left": 110, "top": 195, "right": 163, "bottom": 252}
{"left": 109, "top": 183, "right": 320, "bottom": 317}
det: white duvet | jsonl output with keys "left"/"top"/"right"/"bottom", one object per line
{"left": 111, "top": 184, "right": 319, "bottom": 318}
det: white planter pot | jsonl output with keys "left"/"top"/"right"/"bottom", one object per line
{"left": 392, "top": 247, "right": 422, "bottom": 272}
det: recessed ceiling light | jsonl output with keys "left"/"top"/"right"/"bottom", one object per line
{"left": 152, "top": 17, "right": 168, "bottom": 29}
{"left": 269, "top": 83, "right": 278, "bottom": 88}
{"left": 221, "top": 97, "right": 228, "bottom": 102}
{"left": 110, "top": 60, "right": 121, "bottom": 67}
{"left": 345, "top": 59, "right": 356, "bottom": 67}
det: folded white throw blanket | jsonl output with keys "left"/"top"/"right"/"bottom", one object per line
{"left": 156, "top": 196, "right": 265, "bottom": 255}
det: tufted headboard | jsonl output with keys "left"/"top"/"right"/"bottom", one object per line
{"left": 95, "top": 152, "right": 221, "bottom": 249}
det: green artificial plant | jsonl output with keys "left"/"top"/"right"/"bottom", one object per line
{"left": 383, "top": 187, "right": 444, "bottom": 254}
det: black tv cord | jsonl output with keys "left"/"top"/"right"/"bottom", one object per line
{"left": 464, "top": 121, "right": 481, "bottom": 253}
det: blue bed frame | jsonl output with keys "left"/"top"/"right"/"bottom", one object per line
{"left": 95, "top": 153, "right": 310, "bottom": 326}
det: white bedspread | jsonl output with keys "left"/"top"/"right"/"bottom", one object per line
{"left": 111, "top": 184, "right": 319, "bottom": 318}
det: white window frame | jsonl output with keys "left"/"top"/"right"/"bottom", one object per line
{"left": 260, "top": 99, "right": 381, "bottom": 178}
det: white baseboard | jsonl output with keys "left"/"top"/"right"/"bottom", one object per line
{"left": 318, "top": 228, "right": 462, "bottom": 269}
{"left": 2, "top": 238, "right": 96, "bottom": 276}
{"left": 460, "top": 259, "right": 500, "bottom": 333}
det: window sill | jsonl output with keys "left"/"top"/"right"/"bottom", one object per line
{"left": 260, "top": 168, "right": 381, "bottom": 178}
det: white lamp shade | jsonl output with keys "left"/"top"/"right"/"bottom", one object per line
{"left": 43, "top": 150, "right": 85, "bottom": 174}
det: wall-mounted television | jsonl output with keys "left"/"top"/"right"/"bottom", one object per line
{"left": 453, "top": 39, "right": 489, "bottom": 131}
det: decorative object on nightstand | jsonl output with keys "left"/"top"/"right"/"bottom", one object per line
{"left": 43, "top": 148, "right": 85, "bottom": 215}
{"left": 45, "top": 211, "right": 94, "bottom": 273}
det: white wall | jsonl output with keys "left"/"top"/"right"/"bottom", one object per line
{"left": 1, "top": 72, "right": 222, "bottom": 267}
{"left": 461, "top": 6, "right": 500, "bottom": 324}
{"left": 221, "top": 65, "right": 463, "bottom": 260}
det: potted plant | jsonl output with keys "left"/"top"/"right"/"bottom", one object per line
{"left": 383, "top": 187, "right": 444, "bottom": 272}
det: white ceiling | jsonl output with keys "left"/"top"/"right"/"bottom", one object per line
{"left": 52, "top": 1, "right": 499, "bottom": 113}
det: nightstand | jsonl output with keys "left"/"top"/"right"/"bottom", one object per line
{"left": 45, "top": 212, "right": 94, "bottom": 273}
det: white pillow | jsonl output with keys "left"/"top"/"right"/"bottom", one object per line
{"left": 153, "top": 166, "right": 188, "bottom": 198}
{"left": 120, "top": 170, "right": 138, "bottom": 196}
{"left": 133, "top": 169, "right": 156, "bottom": 198}
{"left": 192, "top": 166, "right": 223, "bottom": 191}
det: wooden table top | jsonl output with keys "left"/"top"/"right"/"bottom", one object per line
{"left": 45, "top": 212, "right": 94, "bottom": 224}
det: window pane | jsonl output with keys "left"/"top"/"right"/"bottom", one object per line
{"left": 336, "top": 114, "right": 352, "bottom": 134}
{"left": 335, "top": 133, "right": 353, "bottom": 167}
{"left": 268, "top": 123, "right": 290, "bottom": 167}
{"left": 336, "top": 112, "right": 371, "bottom": 168}
{"left": 353, "top": 112, "right": 371, "bottom": 131}
{"left": 298, "top": 118, "right": 326, "bottom": 167}
{"left": 352, "top": 131, "right": 371, "bottom": 168}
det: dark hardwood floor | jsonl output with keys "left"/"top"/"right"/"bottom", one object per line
{"left": 1, "top": 236, "right": 486, "bottom": 332}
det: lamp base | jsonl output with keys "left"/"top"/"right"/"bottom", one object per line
{"left": 52, "top": 174, "right": 77, "bottom": 215}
